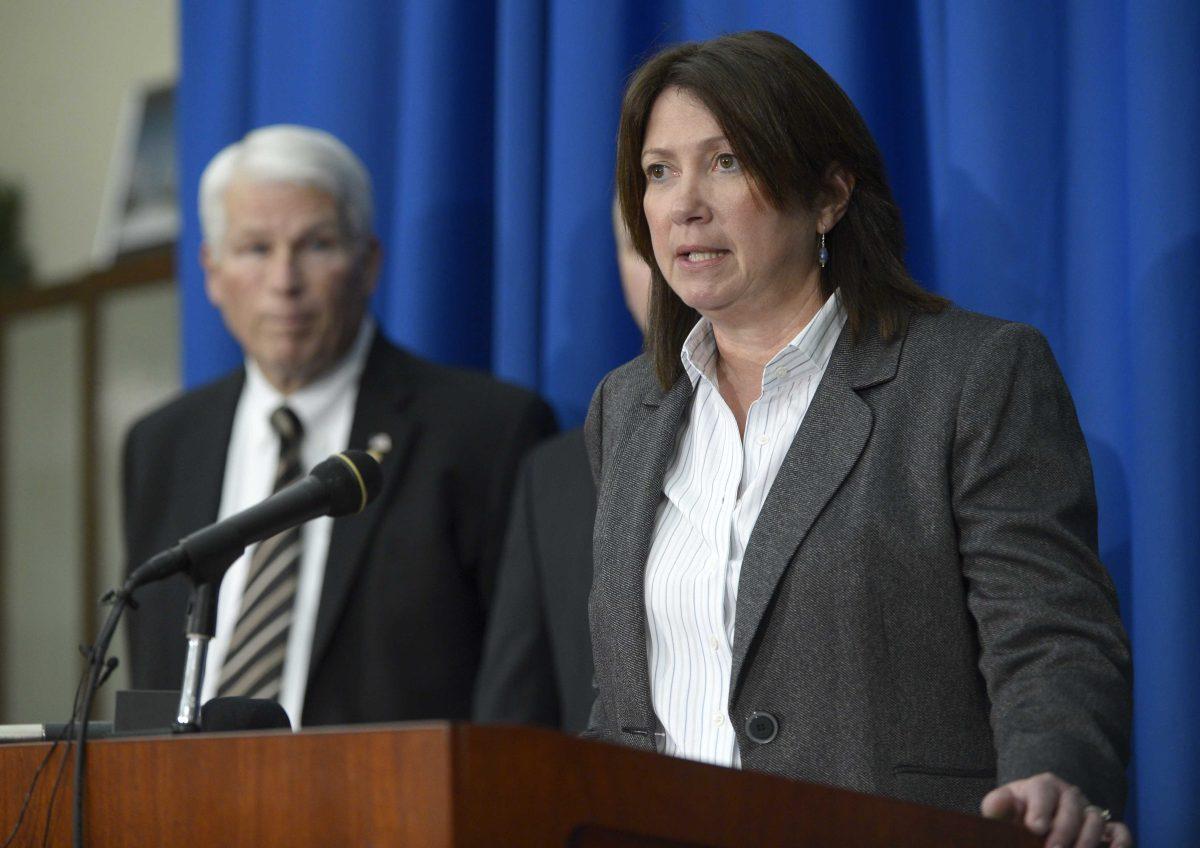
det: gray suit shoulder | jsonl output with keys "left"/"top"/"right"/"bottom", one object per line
{"left": 593, "top": 352, "right": 659, "bottom": 421}
{"left": 896, "top": 305, "right": 1067, "bottom": 403}
{"left": 906, "top": 305, "right": 1058, "bottom": 362}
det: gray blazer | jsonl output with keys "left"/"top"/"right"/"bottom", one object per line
{"left": 583, "top": 306, "right": 1131, "bottom": 815}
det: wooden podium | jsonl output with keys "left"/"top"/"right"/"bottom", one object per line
{"left": 0, "top": 723, "right": 1038, "bottom": 846}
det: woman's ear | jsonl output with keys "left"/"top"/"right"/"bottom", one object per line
{"left": 818, "top": 163, "right": 855, "bottom": 232}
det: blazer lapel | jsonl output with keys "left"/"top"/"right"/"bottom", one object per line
{"left": 729, "top": 322, "right": 903, "bottom": 700}
{"left": 594, "top": 373, "right": 694, "bottom": 732}
{"left": 192, "top": 373, "right": 244, "bottom": 532}
{"left": 162, "top": 372, "right": 241, "bottom": 665}
{"left": 308, "top": 338, "right": 418, "bottom": 680}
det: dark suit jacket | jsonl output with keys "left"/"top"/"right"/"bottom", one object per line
{"left": 584, "top": 306, "right": 1131, "bottom": 815}
{"left": 473, "top": 428, "right": 596, "bottom": 733}
{"left": 123, "top": 334, "right": 556, "bottom": 725}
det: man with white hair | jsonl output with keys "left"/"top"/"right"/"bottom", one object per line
{"left": 123, "top": 125, "right": 555, "bottom": 728}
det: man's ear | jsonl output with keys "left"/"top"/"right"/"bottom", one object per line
{"left": 359, "top": 237, "right": 382, "bottom": 298}
{"left": 201, "top": 242, "right": 223, "bottom": 307}
{"left": 818, "top": 163, "right": 855, "bottom": 233}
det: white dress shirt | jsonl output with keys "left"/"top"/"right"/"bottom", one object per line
{"left": 645, "top": 292, "right": 846, "bottom": 767}
{"left": 200, "top": 318, "right": 375, "bottom": 728}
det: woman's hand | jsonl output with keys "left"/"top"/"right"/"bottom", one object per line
{"left": 982, "top": 772, "right": 1132, "bottom": 847}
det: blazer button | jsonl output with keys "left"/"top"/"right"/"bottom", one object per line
{"left": 745, "top": 711, "right": 778, "bottom": 744}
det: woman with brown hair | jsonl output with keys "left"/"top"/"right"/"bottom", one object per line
{"left": 585, "top": 31, "right": 1131, "bottom": 848}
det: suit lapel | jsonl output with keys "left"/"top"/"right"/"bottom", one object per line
{"left": 729, "top": 322, "right": 902, "bottom": 700}
{"left": 157, "top": 372, "right": 242, "bottom": 674}
{"left": 193, "top": 373, "right": 244, "bottom": 531}
{"left": 308, "top": 338, "right": 418, "bottom": 680}
{"left": 594, "top": 374, "right": 694, "bottom": 731}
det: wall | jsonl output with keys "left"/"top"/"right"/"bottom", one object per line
{"left": 0, "top": 1, "right": 180, "bottom": 722}
{"left": 0, "top": 0, "right": 177, "bottom": 282}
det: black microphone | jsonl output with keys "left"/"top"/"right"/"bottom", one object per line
{"left": 127, "top": 449, "right": 382, "bottom": 589}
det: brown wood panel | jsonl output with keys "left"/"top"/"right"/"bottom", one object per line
{"left": 570, "top": 826, "right": 720, "bottom": 848}
{"left": 0, "top": 723, "right": 1041, "bottom": 848}
{"left": 0, "top": 724, "right": 456, "bottom": 847}
{"left": 0, "top": 248, "right": 174, "bottom": 317}
{"left": 450, "top": 724, "right": 1038, "bottom": 848}
{"left": 0, "top": 324, "right": 6, "bottom": 714}
{"left": 0, "top": 737, "right": 71, "bottom": 846}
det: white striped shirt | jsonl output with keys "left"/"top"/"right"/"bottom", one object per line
{"left": 645, "top": 292, "right": 846, "bottom": 768}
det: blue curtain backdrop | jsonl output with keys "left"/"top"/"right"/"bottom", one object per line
{"left": 178, "top": 2, "right": 1198, "bottom": 843}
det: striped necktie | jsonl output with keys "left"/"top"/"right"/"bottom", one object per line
{"left": 217, "top": 405, "right": 304, "bottom": 701}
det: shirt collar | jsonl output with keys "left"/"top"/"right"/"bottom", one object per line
{"left": 679, "top": 290, "right": 847, "bottom": 392}
{"left": 680, "top": 318, "right": 720, "bottom": 388}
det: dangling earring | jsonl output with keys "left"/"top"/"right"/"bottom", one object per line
{"left": 818, "top": 231, "right": 829, "bottom": 269}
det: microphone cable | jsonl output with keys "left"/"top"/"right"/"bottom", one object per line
{"left": 1, "top": 651, "right": 99, "bottom": 847}
{"left": 70, "top": 588, "right": 133, "bottom": 848}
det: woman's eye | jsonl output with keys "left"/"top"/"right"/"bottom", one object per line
{"left": 715, "top": 153, "right": 739, "bottom": 171}
{"left": 646, "top": 163, "right": 668, "bottom": 181}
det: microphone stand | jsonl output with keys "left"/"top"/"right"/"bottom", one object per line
{"left": 173, "top": 581, "right": 219, "bottom": 733}
{"left": 72, "top": 586, "right": 133, "bottom": 848}
{"left": 70, "top": 450, "right": 381, "bottom": 845}
{"left": 74, "top": 555, "right": 234, "bottom": 846}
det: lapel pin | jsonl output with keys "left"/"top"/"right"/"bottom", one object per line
{"left": 367, "top": 432, "right": 392, "bottom": 462}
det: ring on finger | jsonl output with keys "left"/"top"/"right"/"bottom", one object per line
{"left": 1085, "top": 805, "right": 1112, "bottom": 822}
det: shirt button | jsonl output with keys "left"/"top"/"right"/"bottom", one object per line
{"left": 712, "top": 712, "right": 724, "bottom": 727}
{"left": 709, "top": 636, "right": 720, "bottom": 651}
{"left": 757, "top": 434, "right": 769, "bottom": 445}
{"left": 773, "top": 367, "right": 789, "bottom": 380}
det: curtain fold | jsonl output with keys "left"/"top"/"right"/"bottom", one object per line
{"left": 1125, "top": 4, "right": 1200, "bottom": 836}
{"left": 178, "top": 3, "right": 1199, "bottom": 842}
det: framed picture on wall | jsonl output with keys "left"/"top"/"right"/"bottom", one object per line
{"left": 92, "top": 80, "right": 178, "bottom": 267}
